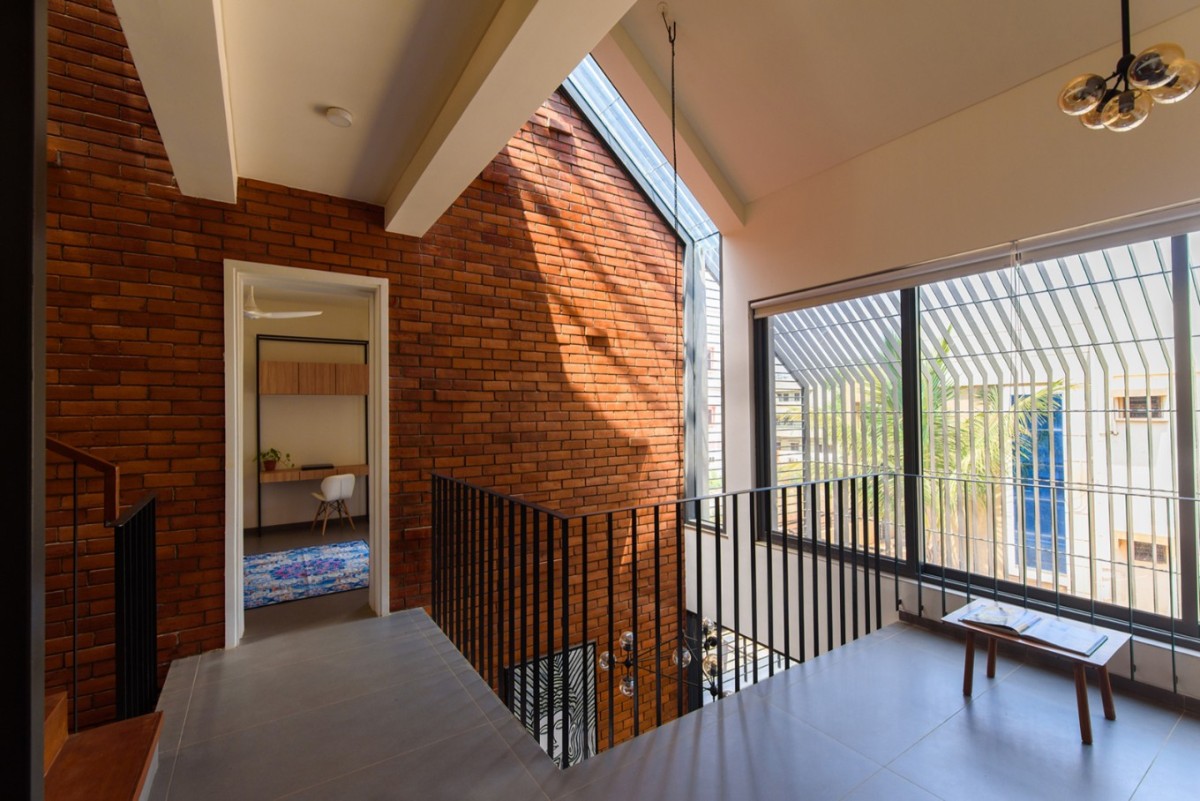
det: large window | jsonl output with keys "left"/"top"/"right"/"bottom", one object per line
{"left": 758, "top": 229, "right": 1200, "bottom": 635}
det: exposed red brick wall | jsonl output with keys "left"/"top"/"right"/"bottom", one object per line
{"left": 45, "top": 0, "right": 682, "bottom": 728}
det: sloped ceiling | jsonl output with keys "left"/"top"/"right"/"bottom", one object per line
{"left": 113, "top": 0, "right": 1200, "bottom": 237}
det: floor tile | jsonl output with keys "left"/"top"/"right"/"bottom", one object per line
{"left": 166, "top": 670, "right": 489, "bottom": 800}
{"left": 1131, "top": 712, "right": 1200, "bottom": 800}
{"left": 280, "top": 722, "right": 549, "bottom": 801}
{"left": 558, "top": 698, "right": 879, "bottom": 801}
{"left": 764, "top": 639, "right": 971, "bottom": 763}
{"left": 889, "top": 669, "right": 1171, "bottom": 801}
{"left": 841, "top": 768, "right": 941, "bottom": 801}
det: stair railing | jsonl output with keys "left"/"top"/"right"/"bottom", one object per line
{"left": 46, "top": 437, "right": 119, "bottom": 732}
{"left": 46, "top": 437, "right": 161, "bottom": 725}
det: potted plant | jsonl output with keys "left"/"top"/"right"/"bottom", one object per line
{"left": 256, "top": 448, "right": 291, "bottom": 472}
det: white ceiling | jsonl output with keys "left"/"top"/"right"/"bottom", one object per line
{"left": 113, "top": 0, "right": 1200, "bottom": 236}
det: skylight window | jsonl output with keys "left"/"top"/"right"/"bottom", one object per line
{"left": 563, "top": 55, "right": 724, "bottom": 502}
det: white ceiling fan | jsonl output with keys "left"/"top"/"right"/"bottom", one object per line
{"left": 244, "top": 286, "right": 323, "bottom": 320}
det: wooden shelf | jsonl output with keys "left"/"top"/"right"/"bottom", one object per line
{"left": 260, "top": 463, "right": 368, "bottom": 484}
{"left": 259, "top": 360, "right": 368, "bottom": 395}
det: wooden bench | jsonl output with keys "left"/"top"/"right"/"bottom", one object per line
{"left": 943, "top": 598, "right": 1130, "bottom": 745}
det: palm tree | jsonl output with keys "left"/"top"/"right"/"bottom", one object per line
{"left": 775, "top": 328, "right": 1061, "bottom": 574}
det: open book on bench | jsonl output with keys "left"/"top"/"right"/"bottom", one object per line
{"left": 961, "top": 602, "right": 1108, "bottom": 657}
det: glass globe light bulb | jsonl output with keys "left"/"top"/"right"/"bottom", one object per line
{"left": 620, "top": 674, "right": 636, "bottom": 697}
{"left": 1100, "top": 89, "right": 1152, "bottom": 131}
{"left": 599, "top": 651, "right": 613, "bottom": 670}
{"left": 1058, "top": 73, "right": 1108, "bottom": 115}
{"left": 701, "top": 653, "right": 720, "bottom": 679}
{"left": 1079, "top": 105, "right": 1106, "bottom": 130}
{"left": 1149, "top": 59, "right": 1200, "bottom": 104}
{"left": 1128, "top": 43, "right": 1186, "bottom": 90}
{"left": 620, "top": 631, "right": 635, "bottom": 652}
{"left": 672, "top": 646, "right": 692, "bottom": 668}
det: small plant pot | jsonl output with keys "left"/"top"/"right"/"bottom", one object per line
{"left": 263, "top": 460, "right": 277, "bottom": 472}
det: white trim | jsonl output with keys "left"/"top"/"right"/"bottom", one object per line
{"left": 751, "top": 198, "right": 1200, "bottom": 318}
{"left": 223, "top": 261, "right": 390, "bottom": 648}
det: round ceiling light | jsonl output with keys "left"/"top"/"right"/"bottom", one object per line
{"left": 324, "top": 106, "right": 354, "bottom": 128}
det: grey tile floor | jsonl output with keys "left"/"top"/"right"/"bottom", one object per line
{"left": 150, "top": 610, "right": 1200, "bottom": 801}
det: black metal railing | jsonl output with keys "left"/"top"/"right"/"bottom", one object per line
{"left": 115, "top": 493, "right": 158, "bottom": 719}
{"left": 431, "top": 472, "right": 903, "bottom": 768}
{"left": 46, "top": 438, "right": 158, "bottom": 727}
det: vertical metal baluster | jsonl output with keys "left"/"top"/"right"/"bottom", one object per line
{"left": 606, "top": 511, "right": 615, "bottom": 750}
{"left": 457, "top": 482, "right": 465, "bottom": 648}
{"left": 547, "top": 509, "right": 556, "bottom": 767}
{"left": 797, "top": 483, "right": 807, "bottom": 663}
{"left": 488, "top": 492, "right": 496, "bottom": 688}
{"left": 471, "top": 486, "right": 479, "bottom": 664}
{"left": 695, "top": 498, "right": 703, "bottom": 658}
{"left": 675, "top": 502, "right": 685, "bottom": 718}
{"left": 520, "top": 504, "right": 529, "bottom": 736}
{"left": 781, "top": 485, "right": 790, "bottom": 668}
{"left": 581, "top": 515, "right": 590, "bottom": 760}
{"left": 713, "top": 495, "right": 723, "bottom": 693}
{"left": 864, "top": 474, "right": 873, "bottom": 633}
{"left": 838, "top": 479, "right": 847, "bottom": 647}
{"left": 631, "top": 508, "right": 640, "bottom": 737}
{"left": 732, "top": 495, "right": 742, "bottom": 692}
{"left": 654, "top": 505, "right": 662, "bottom": 729}
{"left": 750, "top": 489, "right": 759, "bottom": 684}
{"left": 878, "top": 472, "right": 888, "bottom": 628}
{"left": 432, "top": 478, "right": 438, "bottom": 624}
{"left": 534, "top": 510, "right": 543, "bottom": 752}
{"left": 825, "top": 479, "right": 834, "bottom": 654}
{"left": 850, "top": 478, "right": 859, "bottom": 641}
{"left": 508, "top": 498, "right": 516, "bottom": 711}
{"left": 560, "top": 515, "right": 569, "bottom": 769}
{"left": 811, "top": 482, "right": 821, "bottom": 658}
{"left": 766, "top": 487, "right": 775, "bottom": 677}
{"left": 431, "top": 478, "right": 439, "bottom": 625}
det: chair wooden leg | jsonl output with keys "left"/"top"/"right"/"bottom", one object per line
{"left": 1098, "top": 666, "right": 1116, "bottom": 721}
{"left": 963, "top": 631, "right": 975, "bottom": 696}
{"left": 320, "top": 504, "right": 332, "bottom": 537}
{"left": 311, "top": 501, "right": 327, "bottom": 531}
{"left": 1074, "top": 664, "right": 1093, "bottom": 745}
{"left": 341, "top": 500, "right": 355, "bottom": 530}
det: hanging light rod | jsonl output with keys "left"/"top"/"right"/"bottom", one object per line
{"left": 1059, "top": 0, "right": 1199, "bottom": 131}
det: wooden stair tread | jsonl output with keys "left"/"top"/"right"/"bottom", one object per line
{"left": 46, "top": 712, "right": 162, "bottom": 801}
{"left": 44, "top": 691, "right": 68, "bottom": 775}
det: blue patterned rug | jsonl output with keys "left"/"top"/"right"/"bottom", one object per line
{"left": 244, "top": 540, "right": 369, "bottom": 609}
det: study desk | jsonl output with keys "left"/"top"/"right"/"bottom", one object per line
{"left": 256, "top": 464, "right": 368, "bottom": 533}
{"left": 943, "top": 598, "right": 1131, "bottom": 745}
{"left": 259, "top": 463, "right": 369, "bottom": 484}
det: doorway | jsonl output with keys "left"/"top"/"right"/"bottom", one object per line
{"left": 223, "top": 260, "right": 389, "bottom": 647}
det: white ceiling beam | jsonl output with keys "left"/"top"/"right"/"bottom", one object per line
{"left": 113, "top": 0, "right": 237, "bottom": 203}
{"left": 383, "top": 0, "right": 636, "bottom": 237}
{"left": 592, "top": 26, "right": 745, "bottom": 232}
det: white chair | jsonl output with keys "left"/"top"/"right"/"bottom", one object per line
{"left": 311, "top": 473, "right": 356, "bottom": 536}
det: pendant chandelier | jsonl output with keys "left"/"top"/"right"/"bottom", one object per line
{"left": 1058, "top": 0, "right": 1199, "bottom": 131}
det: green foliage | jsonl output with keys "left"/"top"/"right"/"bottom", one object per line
{"left": 255, "top": 448, "right": 292, "bottom": 467}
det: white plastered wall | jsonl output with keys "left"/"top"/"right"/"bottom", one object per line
{"left": 721, "top": 7, "right": 1200, "bottom": 498}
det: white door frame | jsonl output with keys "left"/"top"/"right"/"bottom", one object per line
{"left": 223, "top": 260, "right": 390, "bottom": 647}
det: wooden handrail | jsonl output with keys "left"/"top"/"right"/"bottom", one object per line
{"left": 46, "top": 437, "right": 120, "bottom": 525}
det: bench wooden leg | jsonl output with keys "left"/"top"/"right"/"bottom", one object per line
{"left": 1074, "top": 664, "right": 1093, "bottom": 745}
{"left": 1098, "top": 666, "right": 1116, "bottom": 721}
{"left": 986, "top": 637, "right": 997, "bottom": 678}
{"left": 963, "top": 631, "right": 975, "bottom": 696}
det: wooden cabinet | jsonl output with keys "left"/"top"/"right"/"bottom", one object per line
{"left": 259, "top": 361, "right": 369, "bottom": 395}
